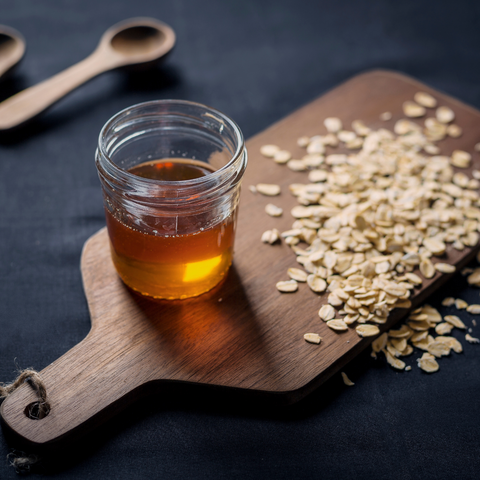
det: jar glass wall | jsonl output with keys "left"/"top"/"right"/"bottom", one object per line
{"left": 95, "top": 100, "right": 247, "bottom": 299}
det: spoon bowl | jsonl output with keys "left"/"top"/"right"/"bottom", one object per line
{"left": 99, "top": 18, "right": 175, "bottom": 66}
{"left": 110, "top": 26, "right": 166, "bottom": 56}
{"left": 0, "top": 18, "right": 175, "bottom": 130}
{"left": 0, "top": 25, "right": 26, "bottom": 79}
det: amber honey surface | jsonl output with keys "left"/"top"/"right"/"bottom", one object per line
{"left": 105, "top": 159, "right": 236, "bottom": 299}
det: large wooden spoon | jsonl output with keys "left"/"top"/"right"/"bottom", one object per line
{"left": 0, "top": 25, "right": 26, "bottom": 79}
{"left": 0, "top": 18, "right": 175, "bottom": 130}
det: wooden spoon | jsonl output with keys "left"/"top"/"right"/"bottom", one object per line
{"left": 0, "top": 18, "right": 175, "bottom": 131}
{"left": 0, "top": 25, "right": 26, "bottom": 79}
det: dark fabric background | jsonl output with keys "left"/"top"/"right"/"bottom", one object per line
{"left": 1, "top": 0, "right": 480, "bottom": 478}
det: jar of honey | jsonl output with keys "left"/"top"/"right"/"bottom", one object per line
{"left": 95, "top": 100, "right": 247, "bottom": 299}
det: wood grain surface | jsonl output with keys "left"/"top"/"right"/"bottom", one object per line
{"left": 2, "top": 70, "right": 480, "bottom": 449}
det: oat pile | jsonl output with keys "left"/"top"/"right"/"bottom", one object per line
{"left": 256, "top": 91, "right": 480, "bottom": 375}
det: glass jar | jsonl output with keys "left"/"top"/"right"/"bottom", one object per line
{"left": 95, "top": 100, "right": 247, "bottom": 299}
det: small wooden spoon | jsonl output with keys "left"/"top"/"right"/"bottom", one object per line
{"left": 0, "top": 18, "right": 175, "bottom": 130}
{"left": 0, "top": 25, "right": 26, "bottom": 79}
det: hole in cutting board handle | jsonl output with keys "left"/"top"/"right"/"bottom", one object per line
{"left": 24, "top": 401, "right": 51, "bottom": 420}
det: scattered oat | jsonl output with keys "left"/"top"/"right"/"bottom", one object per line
{"left": 346, "top": 137, "right": 364, "bottom": 150}
{"left": 308, "top": 169, "right": 328, "bottom": 183}
{"left": 273, "top": 150, "right": 292, "bottom": 163}
{"left": 256, "top": 183, "right": 281, "bottom": 196}
{"left": 453, "top": 172, "right": 469, "bottom": 187}
{"left": 285, "top": 236, "right": 299, "bottom": 246}
{"left": 435, "top": 322, "right": 454, "bottom": 335}
{"left": 444, "top": 314, "right": 466, "bottom": 329}
{"left": 475, "top": 143, "right": 480, "bottom": 152}
{"left": 420, "top": 258, "right": 435, "bottom": 279}
{"left": 337, "top": 130, "right": 357, "bottom": 143}
{"left": 409, "top": 320, "right": 431, "bottom": 331}
{"left": 434, "top": 263, "right": 456, "bottom": 274}
{"left": 447, "top": 124, "right": 462, "bottom": 138}
{"left": 467, "top": 304, "right": 480, "bottom": 314}
{"left": 288, "top": 268, "right": 308, "bottom": 282}
{"left": 351, "top": 120, "right": 371, "bottom": 136}
{"left": 423, "top": 238, "right": 446, "bottom": 256}
{"left": 424, "top": 117, "right": 447, "bottom": 140}
{"left": 427, "top": 341, "right": 451, "bottom": 357}
{"left": 265, "top": 204, "right": 283, "bottom": 217}
{"left": 307, "top": 275, "right": 327, "bottom": 293}
{"left": 341, "top": 372, "right": 355, "bottom": 386}
{"left": 403, "top": 101, "right": 426, "bottom": 118}
{"left": 401, "top": 345, "right": 414, "bottom": 356}
{"left": 384, "top": 349, "right": 405, "bottom": 370}
{"left": 276, "top": 280, "right": 298, "bottom": 293}
{"left": 414, "top": 92, "right": 437, "bottom": 108}
{"left": 405, "top": 273, "right": 422, "bottom": 285}
{"left": 328, "top": 291, "right": 343, "bottom": 307}
{"left": 324, "top": 117, "right": 342, "bottom": 133}
{"left": 424, "top": 307, "right": 442, "bottom": 323}
{"left": 394, "top": 119, "right": 419, "bottom": 135}
{"left": 436, "top": 106, "right": 455, "bottom": 124}
{"left": 303, "top": 154, "right": 324, "bottom": 168}
{"left": 436, "top": 336, "right": 463, "bottom": 353}
{"left": 405, "top": 366, "right": 412, "bottom": 371}
{"left": 326, "top": 319, "right": 348, "bottom": 331}
{"left": 287, "top": 159, "right": 308, "bottom": 171}
{"left": 325, "top": 153, "right": 348, "bottom": 166}
{"left": 424, "top": 144, "right": 440, "bottom": 155}
{"left": 281, "top": 229, "right": 301, "bottom": 238}
{"left": 465, "top": 333, "right": 480, "bottom": 344}
{"left": 261, "top": 228, "right": 280, "bottom": 244}
{"left": 413, "top": 337, "right": 432, "bottom": 351}
{"left": 260, "top": 144, "right": 280, "bottom": 157}
{"left": 297, "top": 136, "right": 310, "bottom": 148}
{"left": 372, "top": 332, "right": 388, "bottom": 352}
{"left": 380, "top": 111, "right": 392, "bottom": 121}
{"left": 467, "top": 268, "right": 480, "bottom": 285}
{"left": 322, "top": 133, "right": 339, "bottom": 147}
{"left": 356, "top": 324, "right": 380, "bottom": 337}
{"left": 417, "top": 352, "right": 439, "bottom": 372}
{"left": 451, "top": 150, "right": 471, "bottom": 168}
{"left": 306, "top": 139, "right": 325, "bottom": 155}
{"left": 442, "top": 297, "right": 455, "bottom": 307}
{"left": 388, "top": 325, "right": 412, "bottom": 338}
{"left": 249, "top": 185, "right": 257, "bottom": 194}
{"left": 319, "top": 304, "right": 336, "bottom": 321}
{"left": 304, "top": 333, "right": 322, "bottom": 344}
{"left": 454, "top": 299, "right": 468, "bottom": 310}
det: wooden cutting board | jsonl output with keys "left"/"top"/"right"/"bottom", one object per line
{"left": 3, "top": 70, "right": 480, "bottom": 449}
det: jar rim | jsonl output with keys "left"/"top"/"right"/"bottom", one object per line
{"left": 97, "top": 99, "right": 245, "bottom": 189}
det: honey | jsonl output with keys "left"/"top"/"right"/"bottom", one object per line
{"left": 106, "top": 159, "right": 236, "bottom": 299}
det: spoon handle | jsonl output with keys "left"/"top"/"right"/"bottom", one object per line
{"left": 0, "top": 52, "right": 114, "bottom": 130}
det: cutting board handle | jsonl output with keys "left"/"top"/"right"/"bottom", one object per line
{"left": 1, "top": 331, "right": 152, "bottom": 448}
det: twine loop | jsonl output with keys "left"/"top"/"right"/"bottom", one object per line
{"left": 0, "top": 369, "right": 49, "bottom": 419}
{"left": 1, "top": 369, "right": 48, "bottom": 473}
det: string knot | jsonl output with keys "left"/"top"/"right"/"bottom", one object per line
{"left": 0, "top": 369, "right": 49, "bottom": 419}
{"left": 1, "top": 368, "right": 48, "bottom": 473}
